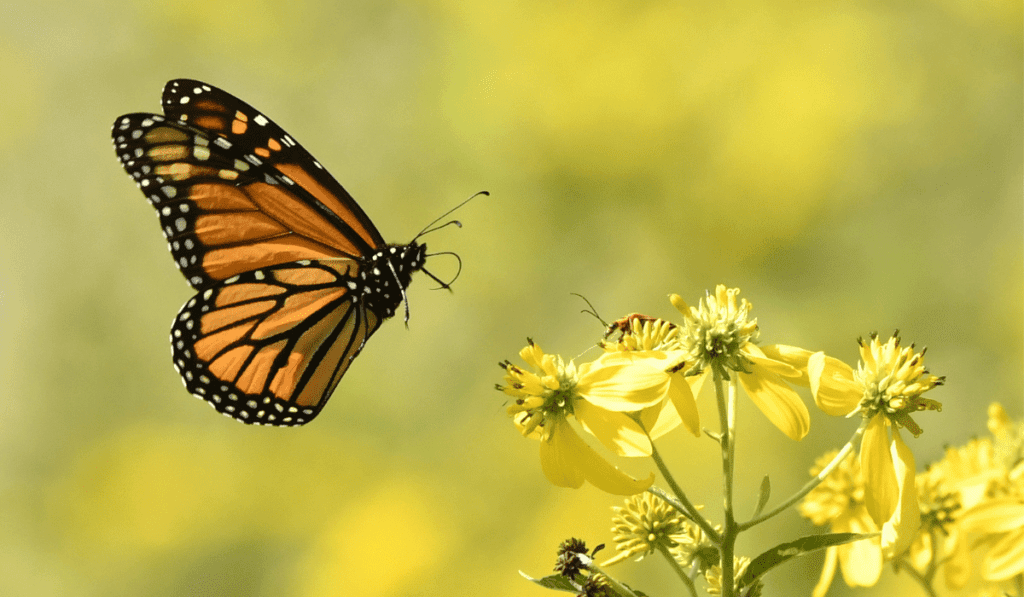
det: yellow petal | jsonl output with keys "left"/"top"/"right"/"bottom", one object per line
{"left": 539, "top": 418, "right": 586, "bottom": 489}
{"left": 880, "top": 429, "right": 920, "bottom": 559}
{"left": 541, "top": 417, "right": 654, "bottom": 495}
{"left": 760, "top": 344, "right": 815, "bottom": 386}
{"left": 577, "top": 355, "right": 669, "bottom": 412}
{"left": 687, "top": 368, "right": 709, "bottom": 397}
{"left": 575, "top": 400, "right": 652, "bottom": 457}
{"left": 811, "top": 546, "right": 839, "bottom": 597}
{"left": 807, "top": 352, "right": 862, "bottom": 416}
{"left": 908, "top": 530, "right": 932, "bottom": 571}
{"left": 943, "top": 527, "right": 971, "bottom": 589}
{"left": 639, "top": 399, "right": 682, "bottom": 440}
{"left": 838, "top": 512, "right": 883, "bottom": 587}
{"left": 737, "top": 368, "right": 810, "bottom": 440}
{"left": 743, "top": 343, "right": 801, "bottom": 378}
{"left": 666, "top": 373, "right": 701, "bottom": 437}
{"left": 861, "top": 416, "right": 898, "bottom": 527}
{"left": 983, "top": 528, "right": 1024, "bottom": 581}
{"left": 961, "top": 499, "right": 1024, "bottom": 533}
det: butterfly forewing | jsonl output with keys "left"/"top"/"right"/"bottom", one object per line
{"left": 161, "top": 80, "right": 385, "bottom": 252}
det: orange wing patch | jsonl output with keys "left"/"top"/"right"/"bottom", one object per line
{"left": 169, "top": 260, "right": 381, "bottom": 425}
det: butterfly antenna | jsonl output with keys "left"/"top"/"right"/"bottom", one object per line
{"left": 419, "top": 219, "right": 462, "bottom": 238}
{"left": 423, "top": 250, "right": 462, "bottom": 289}
{"left": 413, "top": 191, "right": 489, "bottom": 241}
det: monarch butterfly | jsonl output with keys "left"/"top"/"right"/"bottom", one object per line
{"left": 112, "top": 79, "right": 480, "bottom": 426}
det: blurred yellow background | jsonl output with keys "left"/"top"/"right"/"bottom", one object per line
{"left": 0, "top": 0, "right": 1020, "bottom": 595}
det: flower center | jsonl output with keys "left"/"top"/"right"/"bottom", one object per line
{"left": 676, "top": 286, "right": 759, "bottom": 376}
{"left": 855, "top": 333, "right": 944, "bottom": 436}
{"left": 499, "top": 346, "right": 581, "bottom": 438}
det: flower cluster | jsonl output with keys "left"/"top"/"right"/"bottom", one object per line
{"left": 497, "top": 285, "right": 820, "bottom": 497}
{"left": 801, "top": 403, "right": 1023, "bottom": 595}
{"left": 503, "top": 285, "right": 972, "bottom": 597}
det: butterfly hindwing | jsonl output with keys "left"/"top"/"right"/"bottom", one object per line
{"left": 170, "top": 259, "right": 383, "bottom": 426}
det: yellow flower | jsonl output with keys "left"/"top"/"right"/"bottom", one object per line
{"left": 499, "top": 341, "right": 687, "bottom": 495}
{"left": 806, "top": 333, "right": 944, "bottom": 558}
{"left": 602, "top": 491, "right": 693, "bottom": 565}
{"left": 798, "top": 450, "right": 882, "bottom": 597}
{"left": 910, "top": 466, "right": 971, "bottom": 589}
{"left": 989, "top": 402, "right": 1024, "bottom": 469}
{"left": 600, "top": 315, "right": 702, "bottom": 440}
{"left": 960, "top": 493, "right": 1024, "bottom": 581}
{"left": 600, "top": 314, "right": 682, "bottom": 353}
{"left": 958, "top": 404, "right": 1024, "bottom": 582}
{"left": 671, "top": 285, "right": 811, "bottom": 440}
{"left": 705, "top": 556, "right": 761, "bottom": 597}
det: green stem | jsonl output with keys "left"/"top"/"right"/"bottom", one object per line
{"left": 657, "top": 545, "right": 698, "bottom": 597}
{"left": 649, "top": 446, "right": 721, "bottom": 543}
{"left": 738, "top": 418, "right": 869, "bottom": 530}
{"left": 897, "top": 560, "right": 938, "bottom": 597}
{"left": 714, "top": 366, "right": 737, "bottom": 597}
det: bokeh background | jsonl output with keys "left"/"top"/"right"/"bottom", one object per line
{"left": 1, "top": 0, "right": 1020, "bottom": 595}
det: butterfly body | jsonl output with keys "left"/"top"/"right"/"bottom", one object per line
{"left": 113, "top": 80, "right": 431, "bottom": 425}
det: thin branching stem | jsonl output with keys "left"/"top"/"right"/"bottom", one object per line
{"left": 658, "top": 545, "right": 698, "bottom": 597}
{"left": 898, "top": 560, "right": 938, "bottom": 597}
{"left": 738, "top": 418, "right": 869, "bottom": 530}
{"left": 650, "top": 445, "right": 721, "bottom": 542}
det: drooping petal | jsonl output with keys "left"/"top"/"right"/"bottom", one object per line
{"left": 638, "top": 399, "right": 682, "bottom": 440}
{"left": 575, "top": 399, "right": 652, "bottom": 457}
{"left": 838, "top": 510, "right": 883, "bottom": 587}
{"left": 880, "top": 429, "right": 920, "bottom": 558}
{"left": 539, "top": 418, "right": 586, "bottom": 489}
{"left": 737, "top": 367, "right": 810, "bottom": 440}
{"left": 807, "top": 352, "right": 862, "bottom": 416}
{"left": 861, "top": 416, "right": 898, "bottom": 527}
{"left": 666, "top": 373, "right": 701, "bottom": 437}
{"left": 811, "top": 546, "right": 839, "bottom": 597}
{"left": 540, "top": 417, "right": 654, "bottom": 495}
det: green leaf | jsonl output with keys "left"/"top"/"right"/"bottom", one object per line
{"left": 752, "top": 475, "right": 771, "bottom": 518}
{"left": 519, "top": 571, "right": 580, "bottom": 593}
{"left": 739, "top": 532, "right": 877, "bottom": 587}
